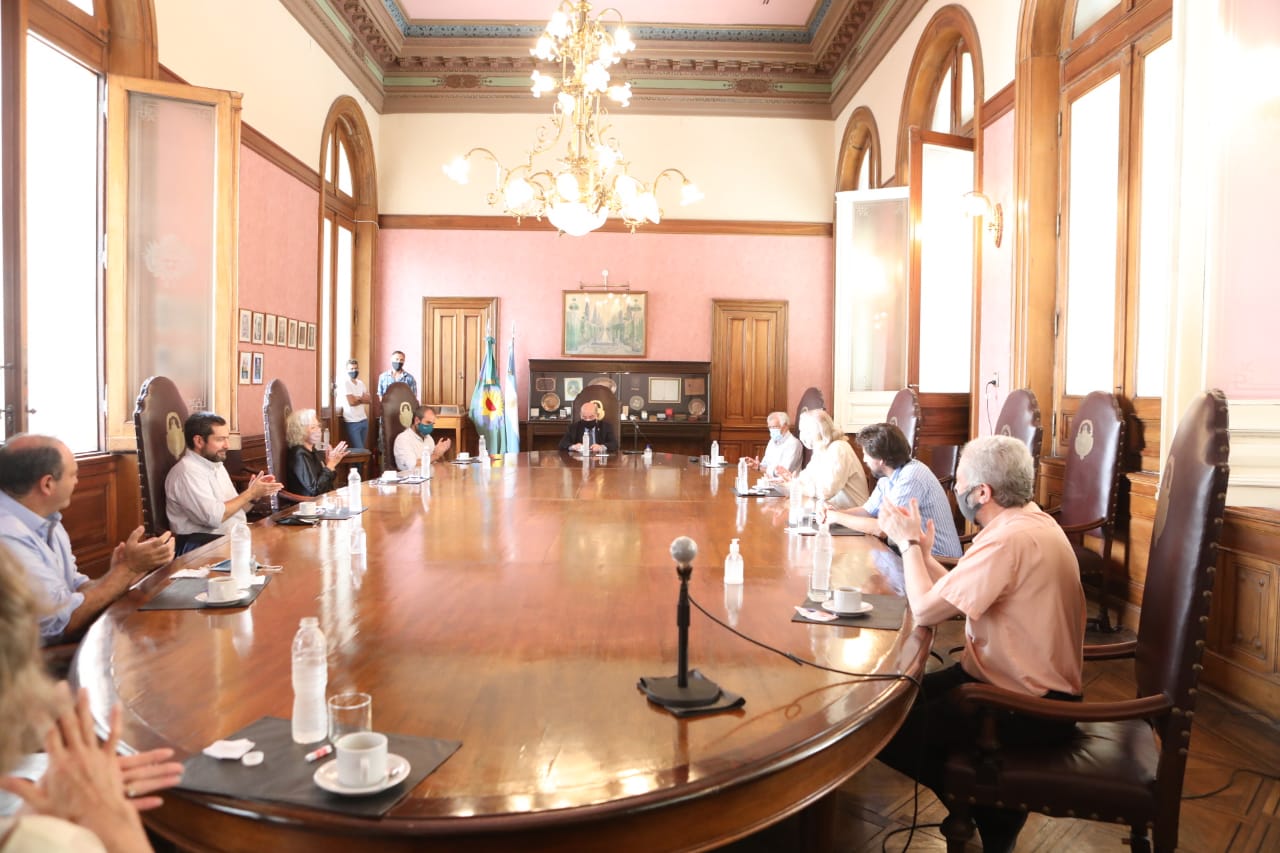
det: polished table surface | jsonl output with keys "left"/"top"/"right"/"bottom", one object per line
{"left": 75, "top": 453, "right": 930, "bottom": 852}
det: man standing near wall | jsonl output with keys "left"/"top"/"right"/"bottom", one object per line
{"left": 342, "top": 358, "right": 371, "bottom": 449}
{"left": 377, "top": 350, "right": 418, "bottom": 398}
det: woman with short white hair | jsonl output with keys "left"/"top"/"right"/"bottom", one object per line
{"left": 781, "top": 409, "right": 869, "bottom": 509}
{"left": 285, "top": 408, "right": 349, "bottom": 496}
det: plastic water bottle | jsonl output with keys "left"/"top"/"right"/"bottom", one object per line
{"left": 710, "top": 440, "right": 720, "bottom": 465}
{"left": 421, "top": 446, "right": 433, "bottom": 480}
{"left": 642, "top": 444, "right": 653, "bottom": 463}
{"left": 809, "top": 522, "right": 833, "bottom": 602}
{"left": 582, "top": 427, "right": 593, "bottom": 454}
{"left": 724, "top": 538, "right": 744, "bottom": 585}
{"left": 736, "top": 457, "right": 748, "bottom": 493}
{"left": 789, "top": 484, "right": 804, "bottom": 528}
{"left": 347, "top": 467, "right": 362, "bottom": 511}
{"left": 230, "top": 522, "right": 253, "bottom": 589}
{"left": 290, "top": 617, "right": 328, "bottom": 744}
{"left": 477, "top": 435, "right": 489, "bottom": 461}
{"left": 349, "top": 522, "right": 366, "bottom": 555}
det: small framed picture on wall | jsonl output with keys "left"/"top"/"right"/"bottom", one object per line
{"left": 252, "top": 352, "right": 264, "bottom": 384}
{"left": 238, "top": 310, "right": 252, "bottom": 342}
{"left": 276, "top": 316, "right": 288, "bottom": 346}
{"left": 238, "top": 352, "right": 251, "bottom": 384}
{"left": 264, "top": 314, "right": 276, "bottom": 345}
{"left": 287, "top": 319, "right": 299, "bottom": 348}
{"left": 307, "top": 323, "right": 317, "bottom": 350}
{"left": 251, "top": 312, "right": 265, "bottom": 344}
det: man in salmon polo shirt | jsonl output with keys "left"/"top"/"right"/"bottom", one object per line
{"left": 875, "top": 434, "right": 1086, "bottom": 853}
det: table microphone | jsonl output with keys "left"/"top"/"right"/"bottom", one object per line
{"left": 638, "top": 537, "right": 723, "bottom": 709}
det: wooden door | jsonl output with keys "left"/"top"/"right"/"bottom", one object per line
{"left": 422, "top": 298, "right": 497, "bottom": 408}
{"left": 711, "top": 300, "right": 787, "bottom": 462}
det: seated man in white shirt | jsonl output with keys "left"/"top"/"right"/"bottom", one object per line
{"left": 393, "top": 406, "right": 453, "bottom": 472}
{"left": 746, "top": 411, "right": 803, "bottom": 477}
{"left": 164, "top": 413, "right": 282, "bottom": 555}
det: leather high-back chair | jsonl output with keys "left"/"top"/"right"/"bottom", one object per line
{"left": 1052, "top": 391, "right": 1127, "bottom": 631}
{"left": 886, "top": 388, "right": 922, "bottom": 458}
{"left": 262, "top": 379, "right": 310, "bottom": 511}
{"left": 133, "top": 376, "right": 190, "bottom": 537}
{"left": 380, "top": 382, "right": 419, "bottom": 468}
{"left": 573, "top": 385, "right": 621, "bottom": 447}
{"left": 994, "top": 388, "right": 1043, "bottom": 468}
{"left": 940, "top": 390, "right": 1230, "bottom": 853}
{"left": 794, "top": 386, "right": 825, "bottom": 468}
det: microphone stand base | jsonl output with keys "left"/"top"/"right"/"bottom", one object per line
{"left": 639, "top": 674, "right": 722, "bottom": 708}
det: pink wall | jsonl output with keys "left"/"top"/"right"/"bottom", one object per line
{"left": 976, "top": 110, "right": 1016, "bottom": 435}
{"left": 376, "top": 229, "right": 834, "bottom": 415}
{"left": 236, "top": 146, "right": 320, "bottom": 434}
{"left": 1207, "top": 0, "right": 1280, "bottom": 399}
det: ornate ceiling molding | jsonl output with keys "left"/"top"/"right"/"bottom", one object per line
{"left": 284, "top": 0, "right": 919, "bottom": 119}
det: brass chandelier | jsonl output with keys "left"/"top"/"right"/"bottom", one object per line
{"left": 442, "top": 1, "right": 702, "bottom": 237}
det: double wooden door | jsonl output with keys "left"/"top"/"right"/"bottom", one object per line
{"left": 710, "top": 299, "right": 788, "bottom": 462}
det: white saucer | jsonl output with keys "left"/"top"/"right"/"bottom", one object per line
{"left": 821, "top": 600, "right": 874, "bottom": 616}
{"left": 313, "top": 753, "right": 411, "bottom": 796}
{"left": 196, "top": 590, "right": 251, "bottom": 607}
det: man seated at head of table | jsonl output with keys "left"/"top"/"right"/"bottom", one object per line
{"left": 745, "top": 411, "right": 803, "bottom": 478}
{"left": 285, "top": 408, "right": 349, "bottom": 496}
{"left": 558, "top": 400, "right": 618, "bottom": 454}
{"left": 874, "top": 434, "right": 1086, "bottom": 853}
{"left": 165, "top": 412, "right": 283, "bottom": 555}
{"left": 825, "top": 422, "right": 962, "bottom": 558}
{"left": 776, "top": 409, "right": 868, "bottom": 509}
{"left": 393, "top": 406, "right": 453, "bottom": 472}
{"left": 0, "top": 435, "right": 175, "bottom": 645}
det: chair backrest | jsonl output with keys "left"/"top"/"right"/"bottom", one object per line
{"left": 262, "top": 379, "right": 293, "bottom": 512}
{"left": 133, "top": 376, "right": 189, "bottom": 537}
{"left": 1058, "top": 390, "right": 1125, "bottom": 535}
{"left": 573, "top": 385, "right": 621, "bottom": 443}
{"left": 1135, "top": 390, "right": 1228, "bottom": 799}
{"left": 885, "top": 388, "right": 921, "bottom": 457}
{"left": 795, "top": 386, "right": 825, "bottom": 468}
{"left": 994, "top": 389, "right": 1043, "bottom": 466}
{"left": 925, "top": 444, "right": 959, "bottom": 489}
{"left": 380, "top": 382, "right": 420, "bottom": 467}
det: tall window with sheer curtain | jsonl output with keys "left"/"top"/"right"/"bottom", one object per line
{"left": 318, "top": 123, "right": 356, "bottom": 427}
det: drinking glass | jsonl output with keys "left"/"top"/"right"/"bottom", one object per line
{"left": 327, "top": 692, "right": 372, "bottom": 744}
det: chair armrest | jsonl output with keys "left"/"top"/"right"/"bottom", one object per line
{"left": 950, "top": 682, "right": 1170, "bottom": 723}
{"left": 1084, "top": 638, "right": 1137, "bottom": 659}
{"left": 1056, "top": 517, "right": 1107, "bottom": 535}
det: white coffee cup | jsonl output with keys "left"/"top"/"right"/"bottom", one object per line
{"left": 833, "top": 586, "right": 862, "bottom": 612}
{"left": 207, "top": 576, "right": 240, "bottom": 603}
{"left": 335, "top": 731, "right": 388, "bottom": 788}
{"left": 457, "top": 452, "right": 471, "bottom": 460}
{"left": 382, "top": 470, "right": 398, "bottom": 482}
{"left": 298, "top": 500, "right": 317, "bottom": 516}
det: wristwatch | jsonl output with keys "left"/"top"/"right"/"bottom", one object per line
{"left": 903, "top": 539, "right": 921, "bottom": 553}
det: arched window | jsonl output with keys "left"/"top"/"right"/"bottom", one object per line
{"left": 317, "top": 97, "right": 377, "bottom": 441}
{"left": 836, "top": 107, "right": 882, "bottom": 191}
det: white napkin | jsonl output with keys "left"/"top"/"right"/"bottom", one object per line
{"left": 202, "top": 738, "right": 256, "bottom": 760}
{"left": 795, "top": 606, "right": 839, "bottom": 622}
{"left": 250, "top": 575, "right": 267, "bottom": 586}
{"left": 169, "top": 567, "right": 210, "bottom": 579}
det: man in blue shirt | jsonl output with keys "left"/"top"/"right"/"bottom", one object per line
{"left": 827, "top": 422, "right": 963, "bottom": 558}
{"left": 376, "top": 349, "right": 418, "bottom": 398}
{"left": 0, "top": 435, "right": 174, "bottom": 644}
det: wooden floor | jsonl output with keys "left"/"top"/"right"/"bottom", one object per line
{"left": 724, "top": 620, "right": 1280, "bottom": 853}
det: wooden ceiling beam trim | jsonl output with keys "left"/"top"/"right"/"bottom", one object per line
{"left": 379, "top": 214, "right": 832, "bottom": 237}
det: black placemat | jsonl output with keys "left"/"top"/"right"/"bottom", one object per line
{"left": 178, "top": 717, "right": 461, "bottom": 818}
{"left": 637, "top": 670, "right": 745, "bottom": 718}
{"left": 790, "top": 594, "right": 908, "bottom": 630}
{"left": 138, "top": 576, "right": 272, "bottom": 611}
{"left": 732, "top": 485, "right": 783, "bottom": 498}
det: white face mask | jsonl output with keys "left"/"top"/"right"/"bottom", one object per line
{"left": 769, "top": 427, "right": 783, "bottom": 442}
{"left": 799, "top": 428, "right": 815, "bottom": 450}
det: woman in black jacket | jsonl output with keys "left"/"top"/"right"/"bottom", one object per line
{"left": 286, "top": 408, "right": 349, "bottom": 496}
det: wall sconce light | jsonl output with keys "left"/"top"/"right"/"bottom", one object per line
{"left": 962, "top": 191, "right": 1003, "bottom": 248}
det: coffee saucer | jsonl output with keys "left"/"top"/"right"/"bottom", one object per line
{"left": 821, "top": 600, "right": 874, "bottom": 616}
{"left": 313, "top": 754, "right": 410, "bottom": 796}
{"left": 195, "top": 590, "right": 251, "bottom": 608}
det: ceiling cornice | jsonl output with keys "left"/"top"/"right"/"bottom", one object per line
{"left": 283, "top": 0, "right": 910, "bottom": 120}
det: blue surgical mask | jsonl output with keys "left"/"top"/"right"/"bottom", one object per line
{"left": 347, "top": 370, "right": 358, "bottom": 379}
{"left": 391, "top": 360, "right": 404, "bottom": 371}
{"left": 769, "top": 427, "right": 783, "bottom": 441}
{"left": 416, "top": 423, "right": 434, "bottom": 437}
{"left": 956, "top": 485, "right": 982, "bottom": 524}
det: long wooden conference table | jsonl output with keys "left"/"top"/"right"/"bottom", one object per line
{"left": 75, "top": 452, "right": 931, "bottom": 852}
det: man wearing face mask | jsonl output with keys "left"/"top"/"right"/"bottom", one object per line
{"left": 377, "top": 350, "right": 419, "bottom": 398}
{"left": 558, "top": 401, "right": 618, "bottom": 454}
{"left": 341, "top": 358, "right": 371, "bottom": 449}
{"left": 874, "top": 435, "right": 1085, "bottom": 853}
{"left": 285, "top": 408, "right": 350, "bottom": 496}
{"left": 825, "top": 422, "right": 961, "bottom": 557}
{"left": 745, "top": 411, "right": 802, "bottom": 478}
{"left": 394, "top": 406, "right": 453, "bottom": 471}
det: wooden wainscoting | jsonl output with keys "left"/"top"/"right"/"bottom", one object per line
{"left": 62, "top": 453, "right": 142, "bottom": 579}
{"left": 915, "top": 391, "right": 970, "bottom": 470}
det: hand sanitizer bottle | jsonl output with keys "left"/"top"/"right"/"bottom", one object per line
{"left": 724, "top": 538, "right": 744, "bottom": 584}
{"left": 736, "top": 457, "right": 749, "bottom": 493}
{"left": 347, "top": 467, "right": 362, "bottom": 512}
{"left": 710, "top": 440, "right": 720, "bottom": 465}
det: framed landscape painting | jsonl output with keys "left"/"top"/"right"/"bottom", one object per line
{"left": 562, "top": 291, "right": 646, "bottom": 357}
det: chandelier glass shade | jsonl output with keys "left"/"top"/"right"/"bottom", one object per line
{"left": 442, "top": 1, "right": 702, "bottom": 236}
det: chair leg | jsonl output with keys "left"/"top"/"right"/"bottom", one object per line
{"left": 941, "top": 810, "right": 976, "bottom": 852}
{"left": 1129, "top": 826, "right": 1152, "bottom": 853}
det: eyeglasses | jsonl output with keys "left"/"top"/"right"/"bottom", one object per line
{"left": 952, "top": 481, "right": 983, "bottom": 497}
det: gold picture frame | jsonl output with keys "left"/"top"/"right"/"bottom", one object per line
{"left": 562, "top": 290, "right": 646, "bottom": 357}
